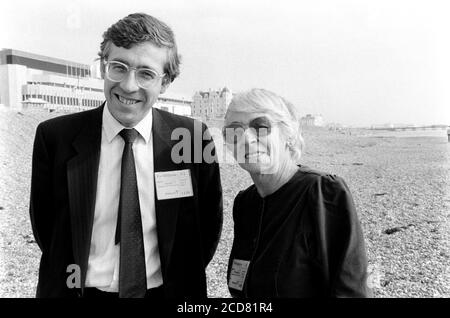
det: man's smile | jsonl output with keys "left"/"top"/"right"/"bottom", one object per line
{"left": 115, "top": 93, "right": 142, "bottom": 105}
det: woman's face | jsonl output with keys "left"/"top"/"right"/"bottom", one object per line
{"left": 223, "top": 111, "right": 290, "bottom": 175}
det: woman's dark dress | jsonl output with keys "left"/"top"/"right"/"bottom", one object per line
{"left": 227, "top": 166, "right": 372, "bottom": 297}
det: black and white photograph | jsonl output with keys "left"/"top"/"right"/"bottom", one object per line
{"left": 0, "top": 0, "right": 449, "bottom": 305}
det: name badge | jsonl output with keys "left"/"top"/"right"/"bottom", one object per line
{"left": 154, "top": 169, "right": 194, "bottom": 200}
{"left": 228, "top": 259, "right": 250, "bottom": 291}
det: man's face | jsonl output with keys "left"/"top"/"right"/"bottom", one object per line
{"left": 103, "top": 42, "right": 169, "bottom": 127}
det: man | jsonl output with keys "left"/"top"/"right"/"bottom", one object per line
{"left": 29, "top": 13, "right": 223, "bottom": 298}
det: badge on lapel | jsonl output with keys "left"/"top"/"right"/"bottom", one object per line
{"left": 228, "top": 259, "right": 250, "bottom": 291}
{"left": 154, "top": 169, "right": 194, "bottom": 200}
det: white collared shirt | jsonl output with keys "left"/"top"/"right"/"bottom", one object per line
{"left": 85, "top": 104, "right": 163, "bottom": 291}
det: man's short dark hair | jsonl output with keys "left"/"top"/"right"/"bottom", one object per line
{"left": 98, "top": 12, "right": 181, "bottom": 84}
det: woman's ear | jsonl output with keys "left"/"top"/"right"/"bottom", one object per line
{"left": 286, "top": 137, "right": 295, "bottom": 149}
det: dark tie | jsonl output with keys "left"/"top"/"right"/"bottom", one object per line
{"left": 115, "top": 128, "right": 147, "bottom": 298}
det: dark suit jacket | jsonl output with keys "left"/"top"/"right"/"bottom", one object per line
{"left": 29, "top": 104, "right": 223, "bottom": 298}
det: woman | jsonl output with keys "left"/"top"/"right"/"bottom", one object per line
{"left": 223, "top": 88, "right": 371, "bottom": 297}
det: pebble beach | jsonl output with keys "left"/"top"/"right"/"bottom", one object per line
{"left": 0, "top": 106, "right": 449, "bottom": 298}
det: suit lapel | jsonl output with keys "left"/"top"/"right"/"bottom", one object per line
{"left": 67, "top": 105, "right": 103, "bottom": 290}
{"left": 152, "top": 108, "right": 182, "bottom": 278}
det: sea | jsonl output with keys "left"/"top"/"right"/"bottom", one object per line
{"left": 355, "top": 128, "right": 449, "bottom": 139}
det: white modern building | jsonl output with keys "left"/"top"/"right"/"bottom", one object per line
{"left": 0, "top": 48, "right": 192, "bottom": 116}
{"left": 0, "top": 48, "right": 104, "bottom": 112}
{"left": 156, "top": 92, "right": 192, "bottom": 117}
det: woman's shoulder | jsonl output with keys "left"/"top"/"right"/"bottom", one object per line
{"left": 296, "top": 166, "right": 355, "bottom": 215}
{"left": 295, "top": 165, "right": 350, "bottom": 193}
{"left": 299, "top": 166, "right": 357, "bottom": 223}
{"left": 231, "top": 184, "right": 259, "bottom": 220}
{"left": 234, "top": 184, "right": 257, "bottom": 204}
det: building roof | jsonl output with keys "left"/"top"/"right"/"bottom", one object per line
{"left": 0, "top": 48, "right": 92, "bottom": 78}
{"left": 0, "top": 48, "right": 89, "bottom": 69}
{"left": 159, "top": 91, "right": 193, "bottom": 103}
{"left": 194, "top": 87, "right": 231, "bottom": 99}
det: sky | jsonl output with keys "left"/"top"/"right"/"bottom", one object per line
{"left": 1, "top": 0, "right": 449, "bottom": 127}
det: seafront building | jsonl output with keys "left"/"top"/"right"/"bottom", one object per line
{"left": 192, "top": 87, "right": 232, "bottom": 120}
{"left": 300, "top": 114, "right": 324, "bottom": 127}
{"left": 156, "top": 92, "right": 192, "bottom": 117}
{"left": 0, "top": 48, "right": 192, "bottom": 116}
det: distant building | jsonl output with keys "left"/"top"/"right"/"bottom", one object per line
{"left": 192, "top": 87, "right": 232, "bottom": 120}
{"left": 155, "top": 92, "right": 192, "bottom": 117}
{"left": 300, "top": 114, "right": 324, "bottom": 127}
{"left": 0, "top": 48, "right": 104, "bottom": 111}
{"left": 0, "top": 48, "right": 192, "bottom": 116}
{"left": 325, "top": 122, "right": 345, "bottom": 130}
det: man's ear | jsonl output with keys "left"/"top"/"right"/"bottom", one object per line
{"left": 100, "top": 60, "right": 105, "bottom": 80}
{"left": 160, "top": 77, "right": 170, "bottom": 94}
